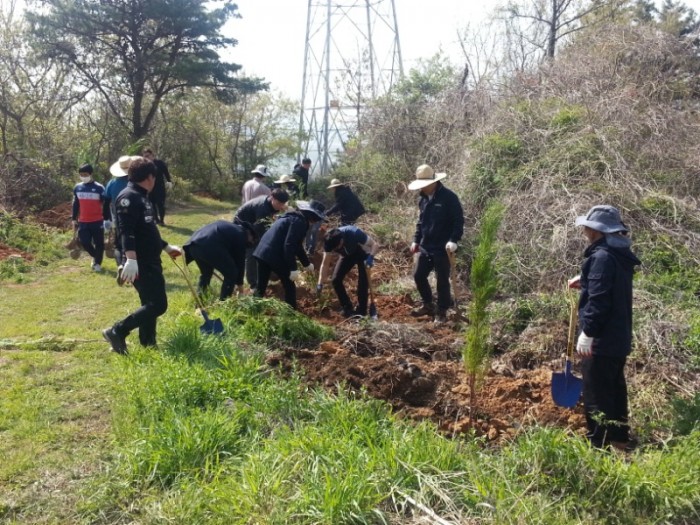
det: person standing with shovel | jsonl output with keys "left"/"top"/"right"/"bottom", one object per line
{"left": 317, "top": 226, "right": 379, "bottom": 318}
{"left": 408, "top": 164, "right": 464, "bottom": 325}
{"left": 102, "top": 157, "right": 181, "bottom": 355}
{"left": 570, "top": 205, "right": 640, "bottom": 451}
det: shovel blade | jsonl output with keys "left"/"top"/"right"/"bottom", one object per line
{"left": 200, "top": 311, "right": 224, "bottom": 335}
{"left": 551, "top": 361, "right": 583, "bottom": 408}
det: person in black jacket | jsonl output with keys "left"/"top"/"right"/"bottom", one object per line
{"left": 183, "top": 220, "right": 257, "bottom": 300}
{"left": 233, "top": 189, "right": 289, "bottom": 292}
{"left": 102, "top": 157, "right": 181, "bottom": 355}
{"left": 569, "top": 205, "right": 640, "bottom": 451}
{"left": 409, "top": 165, "right": 464, "bottom": 324}
{"left": 143, "top": 148, "right": 172, "bottom": 225}
{"left": 253, "top": 200, "right": 326, "bottom": 309}
{"left": 326, "top": 179, "right": 366, "bottom": 225}
{"left": 293, "top": 157, "right": 312, "bottom": 198}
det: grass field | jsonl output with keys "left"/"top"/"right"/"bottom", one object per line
{"left": 1, "top": 197, "right": 698, "bottom": 524}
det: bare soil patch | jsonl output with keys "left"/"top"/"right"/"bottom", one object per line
{"left": 264, "top": 268, "right": 586, "bottom": 442}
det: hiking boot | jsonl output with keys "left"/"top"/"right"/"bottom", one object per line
{"left": 102, "top": 327, "right": 128, "bottom": 355}
{"left": 410, "top": 303, "right": 435, "bottom": 317}
{"left": 433, "top": 310, "right": 448, "bottom": 325}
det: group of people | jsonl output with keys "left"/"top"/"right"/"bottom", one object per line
{"left": 70, "top": 149, "right": 172, "bottom": 272}
{"left": 88, "top": 154, "right": 639, "bottom": 452}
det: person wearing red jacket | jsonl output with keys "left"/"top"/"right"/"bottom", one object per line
{"left": 71, "top": 163, "right": 110, "bottom": 272}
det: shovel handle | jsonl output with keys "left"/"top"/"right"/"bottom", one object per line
{"left": 567, "top": 289, "right": 578, "bottom": 359}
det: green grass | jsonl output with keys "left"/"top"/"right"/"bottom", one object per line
{"left": 1, "top": 196, "right": 699, "bottom": 524}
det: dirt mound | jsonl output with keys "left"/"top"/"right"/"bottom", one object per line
{"left": 0, "top": 242, "right": 33, "bottom": 262}
{"left": 36, "top": 202, "right": 73, "bottom": 230}
{"left": 267, "top": 291, "right": 585, "bottom": 442}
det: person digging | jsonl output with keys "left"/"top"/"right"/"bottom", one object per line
{"left": 317, "top": 225, "right": 379, "bottom": 318}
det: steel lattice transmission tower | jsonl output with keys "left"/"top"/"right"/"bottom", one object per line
{"left": 299, "top": 0, "right": 403, "bottom": 177}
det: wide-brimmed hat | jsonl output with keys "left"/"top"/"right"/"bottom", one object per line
{"left": 274, "top": 174, "right": 296, "bottom": 184}
{"left": 327, "top": 178, "right": 345, "bottom": 189}
{"left": 251, "top": 164, "right": 270, "bottom": 177}
{"left": 575, "top": 205, "right": 628, "bottom": 233}
{"left": 408, "top": 164, "right": 447, "bottom": 190}
{"left": 296, "top": 200, "right": 327, "bottom": 221}
{"left": 110, "top": 155, "right": 139, "bottom": 177}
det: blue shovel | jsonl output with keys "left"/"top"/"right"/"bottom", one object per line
{"left": 171, "top": 257, "right": 224, "bottom": 335}
{"left": 551, "top": 289, "right": 583, "bottom": 408}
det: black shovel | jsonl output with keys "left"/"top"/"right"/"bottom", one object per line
{"left": 171, "top": 257, "right": 224, "bottom": 335}
{"left": 551, "top": 289, "right": 583, "bottom": 408}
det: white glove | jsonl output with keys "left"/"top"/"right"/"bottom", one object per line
{"left": 164, "top": 244, "right": 181, "bottom": 258}
{"left": 103, "top": 220, "right": 112, "bottom": 231}
{"left": 568, "top": 275, "right": 581, "bottom": 289}
{"left": 446, "top": 241, "right": 458, "bottom": 253}
{"left": 165, "top": 181, "right": 173, "bottom": 191}
{"left": 410, "top": 242, "right": 419, "bottom": 254}
{"left": 304, "top": 263, "right": 314, "bottom": 272}
{"left": 121, "top": 258, "right": 139, "bottom": 283}
{"left": 289, "top": 270, "right": 300, "bottom": 282}
{"left": 576, "top": 332, "right": 594, "bottom": 357}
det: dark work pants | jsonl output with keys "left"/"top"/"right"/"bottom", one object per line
{"left": 78, "top": 221, "right": 105, "bottom": 265}
{"left": 414, "top": 250, "right": 452, "bottom": 311}
{"left": 255, "top": 259, "right": 297, "bottom": 309}
{"left": 187, "top": 243, "right": 240, "bottom": 300}
{"left": 149, "top": 188, "right": 166, "bottom": 224}
{"left": 245, "top": 246, "right": 258, "bottom": 289}
{"left": 582, "top": 355, "right": 630, "bottom": 446}
{"left": 332, "top": 251, "right": 368, "bottom": 315}
{"left": 114, "top": 264, "right": 168, "bottom": 346}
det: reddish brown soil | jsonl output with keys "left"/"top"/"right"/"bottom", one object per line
{"left": 0, "top": 242, "right": 32, "bottom": 262}
{"left": 265, "top": 275, "right": 586, "bottom": 442}
{"left": 35, "top": 202, "right": 73, "bottom": 230}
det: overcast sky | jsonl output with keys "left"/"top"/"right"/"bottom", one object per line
{"left": 226, "top": 0, "right": 501, "bottom": 100}
{"left": 226, "top": 0, "right": 700, "bottom": 101}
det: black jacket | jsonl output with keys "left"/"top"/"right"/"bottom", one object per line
{"left": 150, "top": 158, "right": 171, "bottom": 196}
{"left": 183, "top": 221, "right": 248, "bottom": 284}
{"left": 578, "top": 238, "right": 641, "bottom": 357}
{"left": 234, "top": 195, "right": 277, "bottom": 239}
{"left": 115, "top": 182, "right": 167, "bottom": 266}
{"left": 253, "top": 211, "right": 311, "bottom": 274}
{"left": 327, "top": 186, "right": 366, "bottom": 225}
{"left": 413, "top": 183, "right": 464, "bottom": 252}
{"left": 293, "top": 164, "right": 309, "bottom": 197}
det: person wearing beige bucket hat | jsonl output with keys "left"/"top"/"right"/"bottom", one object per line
{"left": 273, "top": 174, "right": 298, "bottom": 197}
{"left": 409, "top": 164, "right": 464, "bottom": 324}
{"left": 105, "top": 156, "right": 141, "bottom": 264}
{"left": 242, "top": 164, "right": 272, "bottom": 204}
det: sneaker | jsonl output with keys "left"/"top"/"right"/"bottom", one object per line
{"left": 92, "top": 263, "right": 102, "bottom": 272}
{"left": 410, "top": 303, "right": 435, "bottom": 317}
{"left": 102, "top": 327, "right": 128, "bottom": 355}
{"left": 433, "top": 310, "right": 448, "bottom": 325}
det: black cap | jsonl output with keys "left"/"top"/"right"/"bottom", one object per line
{"left": 302, "top": 157, "right": 312, "bottom": 165}
{"left": 78, "top": 163, "right": 93, "bottom": 174}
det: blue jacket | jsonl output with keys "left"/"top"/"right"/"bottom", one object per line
{"left": 413, "top": 183, "right": 464, "bottom": 252}
{"left": 333, "top": 225, "right": 370, "bottom": 257}
{"left": 578, "top": 238, "right": 641, "bottom": 357}
{"left": 104, "top": 177, "right": 129, "bottom": 221}
{"left": 327, "top": 186, "right": 366, "bottom": 225}
{"left": 253, "top": 211, "right": 311, "bottom": 273}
